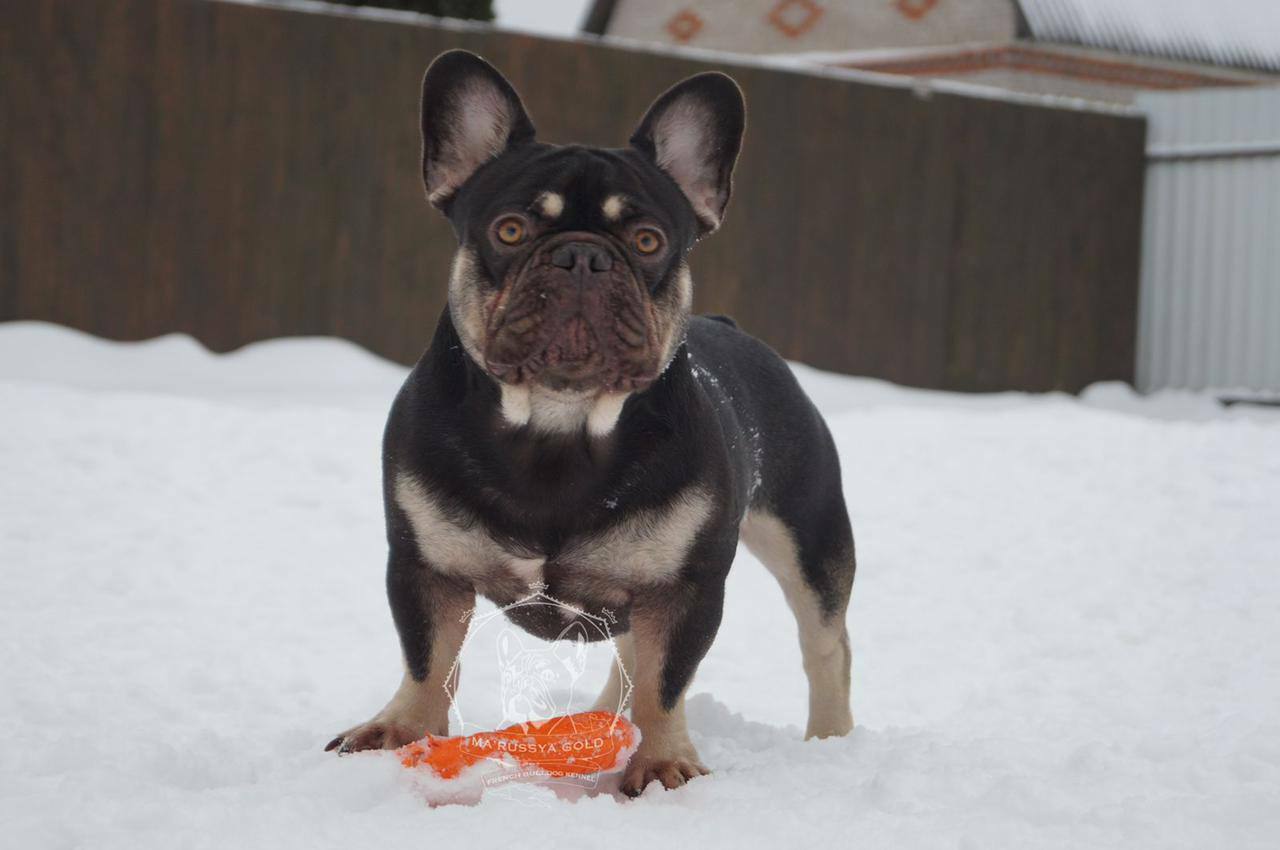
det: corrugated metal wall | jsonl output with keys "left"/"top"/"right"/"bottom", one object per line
{"left": 1019, "top": 0, "right": 1280, "bottom": 73}
{"left": 1135, "top": 86, "right": 1280, "bottom": 391}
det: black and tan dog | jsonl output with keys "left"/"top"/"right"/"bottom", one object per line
{"left": 327, "top": 50, "right": 855, "bottom": 796}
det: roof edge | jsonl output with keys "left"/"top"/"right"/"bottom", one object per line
{"left": 581, "top": 0, "right": 618, "bottom": 36}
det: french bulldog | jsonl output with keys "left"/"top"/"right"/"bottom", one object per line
{"left": 327, "top": 50, "right": 856, "bottom": 797}
{"left": 496, "top": 623, "right": 589, "bottom": 730}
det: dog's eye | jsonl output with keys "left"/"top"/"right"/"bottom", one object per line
{"left": 494, "top": 216, "right": 527, "bottom": 246}
{"left": 632, "top": 228, "right": 663, "bottom": 255}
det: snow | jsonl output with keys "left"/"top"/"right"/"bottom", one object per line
{"left": 3, "top": 320, "right": 1279, "bottom": 847}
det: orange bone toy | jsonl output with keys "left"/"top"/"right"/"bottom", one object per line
{"left": 398, "top": 711, "right": 639, "bottom": 782}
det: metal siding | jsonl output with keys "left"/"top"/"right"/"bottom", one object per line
{"left": 1136, "top": 86, "right": 1280, "bottom": 390}
{"left": 1020, "top": 0, "right": 1280, "bottom": 72}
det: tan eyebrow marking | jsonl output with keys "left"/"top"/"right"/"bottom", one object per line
{"left": 602, "top": 194, "right": 628, "bottom": 222}
{"left": 535, "top": 191, "right": 564, "bottom": 219}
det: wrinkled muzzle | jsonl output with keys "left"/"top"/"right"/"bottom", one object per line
{"left": 482, "top": 233, "right": 662, "bottom": 393}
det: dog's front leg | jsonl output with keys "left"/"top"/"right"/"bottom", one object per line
{"left": 326, "top": 544, "right": 473, "bottom": 753}
{"left": 620, "top": 573, "right": 727, "bottom": 796}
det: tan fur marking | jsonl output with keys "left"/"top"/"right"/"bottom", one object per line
{"left": 739, "top": 510, "right": 853, "bottom": 739}
{"left": 448, "top": 247, "right": 494, "bottom": 369}
{"left": 526, "top": 387, "right": 595, "bottom": 434}
{"left": 651, "top": 263, "right": 693, "bottom": 375}
{"left": 332, "top": 582, "right": 473, "bottom": 747}
{"left": 536, "top": 190, "right": 565, "bottom": 219}
{"left": 602, "top": 194, "right": 627, "bottom": 222}
{"left": 499, "top": 383, "right": 532, "bottom": 427}
{"left": 587, "top": 392, "right": 629, "bottom": 437}
{"left": 395, "top": 473, "right": 541, "bottom": 580}
{"left": 396, "top": 473, "right": 710, "bottom": 589}
{"left": 564, "top": 486, "right": 713, "bottom": 586}
{"left": 621, "top": 609, "right": 707, "bottom": 794}
{"left": 519, "top": 388, "right": 631, "bottom": 437}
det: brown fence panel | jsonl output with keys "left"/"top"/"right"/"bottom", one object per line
{"left": 0, "top": 0, "right": 1146, "bottom": 392}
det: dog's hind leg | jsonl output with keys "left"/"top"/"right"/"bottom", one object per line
{"left": 740, "top": 506, "right": 854, "bottom": 740}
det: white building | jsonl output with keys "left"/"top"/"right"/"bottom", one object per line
{"left": 587, "top": 0, "right": 1280, "bottom": 393}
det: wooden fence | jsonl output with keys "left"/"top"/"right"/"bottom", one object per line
{"left": 0, "top": 0, "right": 1147, "bottom": 391}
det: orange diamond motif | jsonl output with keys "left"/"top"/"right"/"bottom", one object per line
{"left": 767, "top": 0, "right": 825, "bottom": 38}
{"left": 666, "top": 9, "right": 704, "bottom": 43}
{"left": 895, "top": 0, "right": 939, "bottom": 21}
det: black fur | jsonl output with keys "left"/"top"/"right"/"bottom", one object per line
{"left": 384, "top": 311, "right": 853, "bottom": 707}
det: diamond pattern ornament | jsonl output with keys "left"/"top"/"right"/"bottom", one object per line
{"left": 895, "top": 0, "right": 939, "bottom": 21}
{"left": 666, "top": 9, "right": 705, "bottom": 43}
{"left": 767, "top": 0, "right": 825, "bottom": 39}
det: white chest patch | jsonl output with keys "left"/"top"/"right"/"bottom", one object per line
{"left": 394, "top": 473, "right": 714, "bottom": 589}
{"left": 498, "top": 386, "right": 632, "bottom": 437}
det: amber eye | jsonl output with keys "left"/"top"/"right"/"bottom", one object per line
{"left": 632, "top": 228, "right": 663, "bottom": 255}
{"left": 494, "top": 216, "right": 527, "bottom": 246}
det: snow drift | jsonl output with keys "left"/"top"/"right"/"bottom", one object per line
{"left": 2, "top": 322, "right": 1278, "bottom": 848}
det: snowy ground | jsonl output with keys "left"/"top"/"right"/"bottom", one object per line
{"left": 2, "top": 321, "right": 1279, "bottom": 848}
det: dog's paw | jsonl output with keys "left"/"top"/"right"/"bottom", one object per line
{"left": 620, "top": 753, "right": 709, "bottom": 797}
{"left": 804, "top": 712, "right": 854, "bottom": 740}
{"left": 324, "top": 720, "right": 423, "bottom": 755}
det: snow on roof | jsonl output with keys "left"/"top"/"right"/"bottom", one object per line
{"left": 1019, "top": 0, "right": 1280, "bottom": 72}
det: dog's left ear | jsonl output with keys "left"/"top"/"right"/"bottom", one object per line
{"left": 553, "top": 623, "right": 590, "bottom": 678}
{"left": 420, "top": 50, "right": 536, "bottom": 209}
{"left": 630, "top": 72, "right": 745, "bottom": 235}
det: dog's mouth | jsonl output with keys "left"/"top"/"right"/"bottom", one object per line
{"left": 481, "top": 233, "right": 662, "bottom": 394}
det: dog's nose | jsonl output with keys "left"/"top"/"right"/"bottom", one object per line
{"left": 550, "top": 241, "right": 613, "bottom": 273}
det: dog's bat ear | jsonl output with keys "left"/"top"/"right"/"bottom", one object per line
{"left": 630, "top": 72, "right": 745, "bottom": 235}
{"left": 420, "top": 50, "right": 536, "bottom": 210}
{"left": 497, "top": 627, "right": 522, "bottom": 663}
{"left": 553, "top": 623, "right": 591, "bottom": 677}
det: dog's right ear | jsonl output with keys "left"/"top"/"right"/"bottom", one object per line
{"left": 630, "top": 72, "right": 745, "bottom": 235}
{"left": 420, "top": 50, "right": 536, "bottom": 209}
{"left": 497, "top": 628, "right": 523, "bottom": 665}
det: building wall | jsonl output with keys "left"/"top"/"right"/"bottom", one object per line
{"left": 0, "top": 0, "right": 1147, "bottom": 393}
{"left": 604, "top": 0, "right": 1017, "bottom": 54}
{"left": 1019, "top": 0, "right": 1280, "bottom": 74}
{"left": 928, "top": 66, "right": 1140, "bottom": 103}
{"left": 1135, "top": 86, "right": 1280, "bottom": 391}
